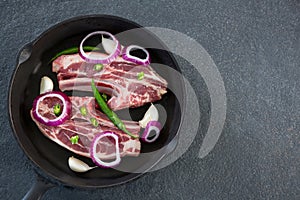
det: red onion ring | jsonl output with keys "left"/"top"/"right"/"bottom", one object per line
{"left": 90, "top": 131, "right": 121, "bottom": 168}
{"left": 32, "top": 91, "right": 72, "bottom": 126}
{"left": 122, "top": 45, "right": 150, "bottom": 66}
{"left": 79, "top": 31, "right": 121, "bottom": 64}
{"left": 141, "top": 121, "right": 162, "bottom": 143}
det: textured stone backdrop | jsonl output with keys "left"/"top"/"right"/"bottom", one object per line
{"left": 0, "top": 0, "right": 299, "bottom": 199}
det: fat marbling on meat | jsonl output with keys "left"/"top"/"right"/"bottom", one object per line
{"left": 31, "top": 96, "right": 141, "bottom": 160}
{"left": 52, "top": 53, "right": 168, "bottom": 110}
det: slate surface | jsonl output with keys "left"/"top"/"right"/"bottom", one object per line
{"left": 0, "top": 0, "right": 299, "bottom": 199}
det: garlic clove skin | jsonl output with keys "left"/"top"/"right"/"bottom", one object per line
{"left": 102, "top": 35, "right": 123, "bottom": 55}
{"left": 68, "top": 156, "right": 96, "bottom": 173}
{"left": 139, "top": 104, "right": 159, "bottom": 128}
{"left": 40, "top": 76, "right": 54, "bottom": 94}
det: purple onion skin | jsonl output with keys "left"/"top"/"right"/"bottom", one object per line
{"left": 79, "top": 45, "right": 121, "bottom": 64}
{"left": 121, "top": 46, "right": 150, "bottom": 66}
{"left": 90, "top": 131, "right": 121, "bottom": 168}
{"left": 79, "top": 31, "right": 121, "bottom": 64}
{"left": 32, "top": 91, "right": 72, "bottom": 126}
{"left": 141, "top": 121, "right": 162, "bottom": 143}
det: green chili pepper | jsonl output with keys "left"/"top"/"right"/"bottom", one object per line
{"left": 137, "top": 72, "right": 144, "bottom": 80}
{"left": 70, "top": 135, "right": 79, "bottom": 144}
{"left": 94, "top": 64, "right": 104, "bottom": 71}
{"left": 53, "top": 103, "right": 61, "bottom": 116}
{"left": 90, "top": 117, "right": 99, "bottom": 127}
{"left": 80, "top": 106, "right": 87, "bottom": 116}
{"left": 91, "top": 79, "right": 138, "bottom": 139}
{"left": 50, "top": 46, "right": 100, "bottom": 62}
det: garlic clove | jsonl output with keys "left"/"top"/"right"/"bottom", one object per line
{"left": 68, "top": 156, "right": 96, "bottom": 173}
{"left": 102, "top": 35, "right": 116, "bottom": 55}
{"left": 40, "top": 76, "right": 54, "bottom": 94}
{"left": 139, "top": 104, "right": 159, "bottom": 128}
{"left": 102, "top": 35, "right": 124, "bottom": 55}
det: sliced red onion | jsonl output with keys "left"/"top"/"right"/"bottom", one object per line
{"left": 79, "top": 31, "right": 121, "bottom": 64}
{"left": 90, "top": 131, "right": 121, "bottom": 168}
{"left": 122, "top": 45, "right": 150, "bottom": 66}
{"left": 32, "top": 91, "right": 72, "bottom": 126}
{"left": 141, "top": 121, "right": 162, "bottom": 143}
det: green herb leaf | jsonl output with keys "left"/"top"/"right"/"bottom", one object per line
{"left": 137, "top": 72, "right": 144, "bottom": 80}
{"left": 90, "top": 117, "right": 99, "bottom": 127}
{"left": 101, "top": 93, "right": 108, "bottom": 102}
{"left": 80, "top": 106, "right": 87, "bottom": 116}
{"left": 70, "top": 135, "right": 79, "bottom": 144}
{"left": 53, "top": 104, "right": 61, "bottom": 116}
{"left": 94, "top": 64, "right": 104, "bottom": 71}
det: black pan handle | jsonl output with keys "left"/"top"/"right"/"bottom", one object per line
{"left": 22, "top": 174, "right": 55, "bottom": 200}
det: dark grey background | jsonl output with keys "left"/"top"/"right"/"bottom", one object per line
{"left": 1, "top": 0, "right": 299, "bottom": 199}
